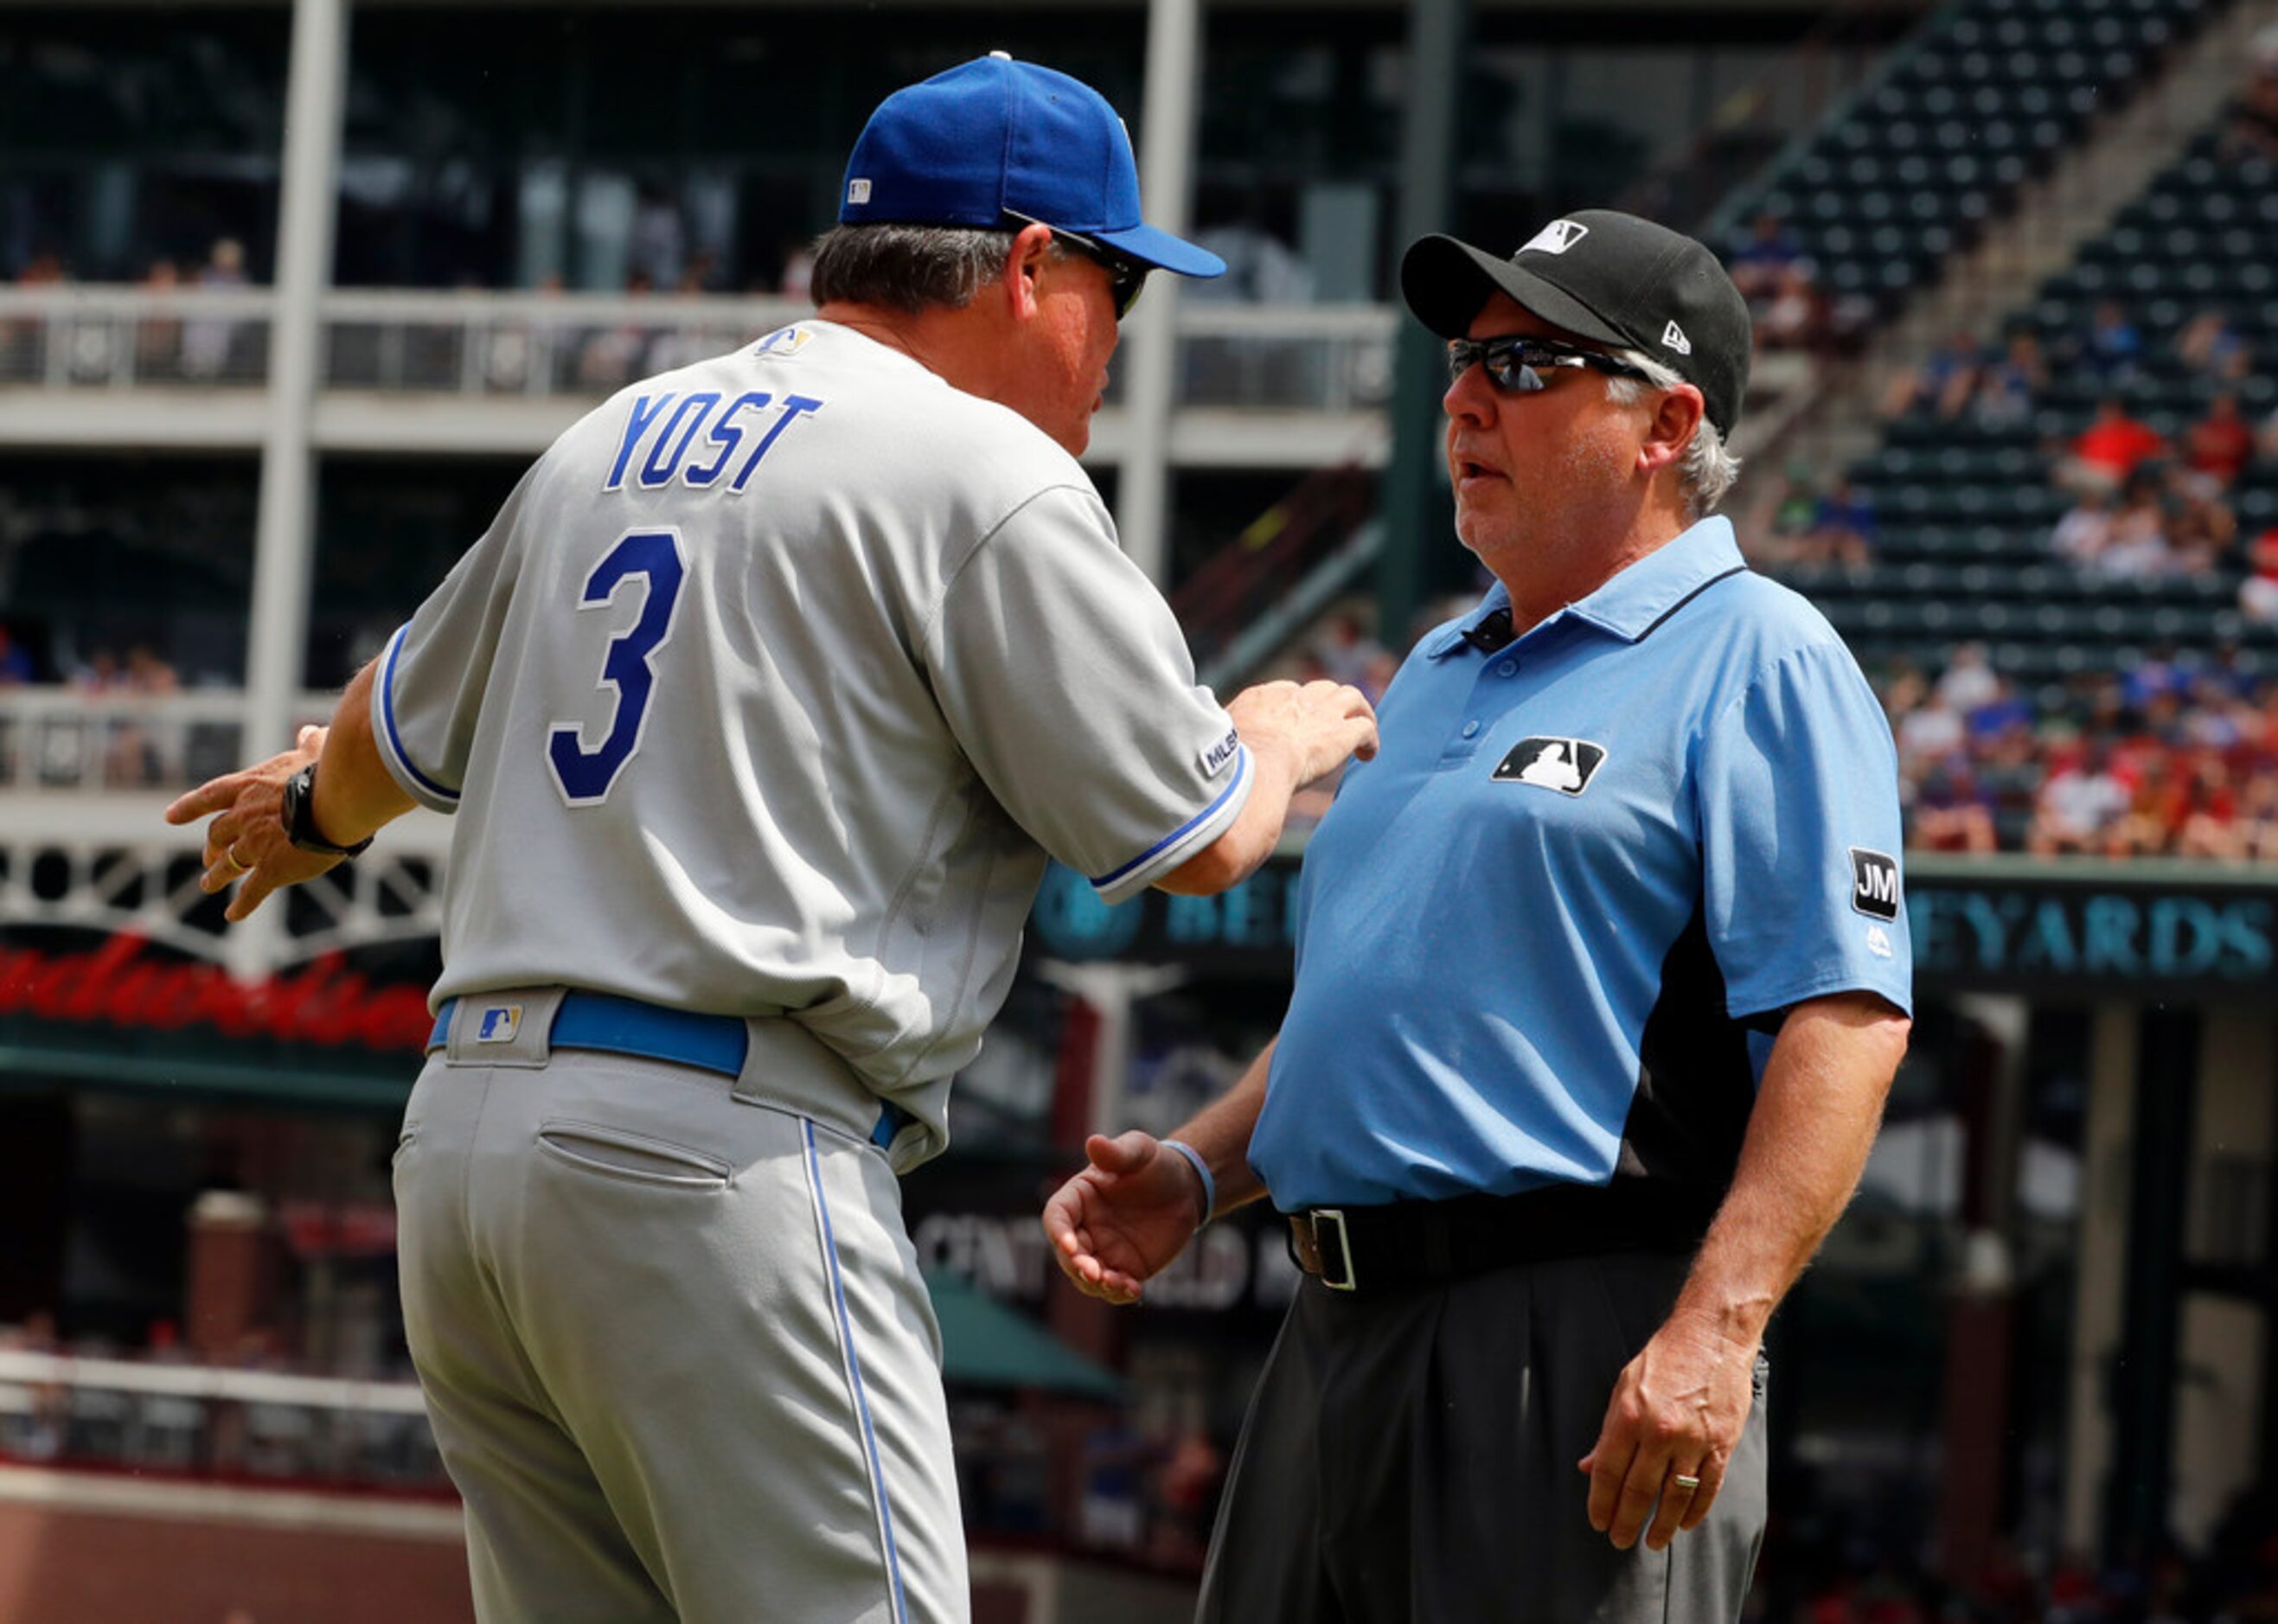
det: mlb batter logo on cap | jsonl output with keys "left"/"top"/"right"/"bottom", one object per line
{"left": 477, "top": 1005, "right": 522, "bottom": 1043}
{"left": 1520, "top": 219, "right": 1590, "bottom": 256}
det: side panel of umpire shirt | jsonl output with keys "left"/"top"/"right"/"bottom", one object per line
{"left": 1250, "top": 516, "right": 1911, "bottom": 1212}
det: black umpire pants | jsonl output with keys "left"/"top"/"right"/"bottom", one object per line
{"left": 1195, "top": 1250, "right": 1768, "bottom": 1624}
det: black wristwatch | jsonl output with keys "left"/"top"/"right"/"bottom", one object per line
{"left": 280, "top": 763, "right": 374, "bottom": 858}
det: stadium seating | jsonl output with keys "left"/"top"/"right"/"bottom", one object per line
{"left": 1720, "top": 0, "right": 2217, "bottom": 316}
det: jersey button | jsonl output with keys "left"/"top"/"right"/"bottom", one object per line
{"left": 1460, "top": 719, "right": 1481, "bottom": 738}
{"left": 1496, "top": 660, "right": 1517, "bottom": 677}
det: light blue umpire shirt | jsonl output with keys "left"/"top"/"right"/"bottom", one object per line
{"left": 1249, "top": 515, "right": 1913, "bottom": 1213}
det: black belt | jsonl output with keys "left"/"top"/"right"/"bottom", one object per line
{"left": 1285, "top": 1183, "right": 1714, "bottom": 1294}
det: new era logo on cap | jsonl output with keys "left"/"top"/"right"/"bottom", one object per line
{"left": 1520, "top": 219, "right": 1590, "bottom": 256}
{"left": 1662, "top": 320, "right": 1693, "bottom": 355}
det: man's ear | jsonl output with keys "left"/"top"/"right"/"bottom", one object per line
{"left": 1638, "top": 382, "right": 1706, "bottom": 477}
{"left": 1000, "top": 221, "right": 1059, "bottom": 321}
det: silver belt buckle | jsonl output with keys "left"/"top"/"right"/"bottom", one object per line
{"left": 1313, "top": 1208, "right": 1357, "bottom": 1292}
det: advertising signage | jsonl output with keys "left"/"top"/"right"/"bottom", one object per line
{"left": 1027, "top": 856, "right": 2278, "bottom": 999}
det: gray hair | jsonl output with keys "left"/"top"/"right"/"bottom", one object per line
{"left": 808, "top": 221, "right": 1079, "bottom": 315}
{"left": 809, "top": 223, "right": 1020, "bottom": 313}
{"left": 1603, "top": 349, "right": 1742, "bottom": 519}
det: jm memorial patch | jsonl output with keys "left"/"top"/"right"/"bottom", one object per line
{"left": 1850, "top": 847, "right": 1901, "bottom": 920}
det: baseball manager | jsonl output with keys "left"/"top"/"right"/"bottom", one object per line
{"left": 1046, "top": 210, "right": 1911, "bottom": 1622}
{"left": 169, "top": 54, "right": 1376, "bottom": 1624}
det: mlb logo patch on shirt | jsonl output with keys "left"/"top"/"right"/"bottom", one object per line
{"left": 1849, "top": 848, "right": 1901, "bottom": 920}
{"left": 1492, "top": 737, "right": 1606, "bottom": 796}
{"left": 476, "top": 1004, "right": 523, "bottom": 1044}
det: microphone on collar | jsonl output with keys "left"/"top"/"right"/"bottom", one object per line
{"left": 1460, "top": 607, "right": 1515, "bottom": 654}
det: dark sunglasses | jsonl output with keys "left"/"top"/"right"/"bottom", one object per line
{"left": 1447, "top": 335, "right": 1651, "bottom": 394}
{"left": 1004, "top": 210, "right": 1149, "bottom": 320}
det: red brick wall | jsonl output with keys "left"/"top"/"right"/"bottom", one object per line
{"left": 0, "top": 1471, "right": 472, "bottom": 1624}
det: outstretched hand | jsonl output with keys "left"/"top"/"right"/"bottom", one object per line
{"left": 1042, "top": 1131, "right": 1209, "bottom": 1306}
{"left": 1225, "top": 679, "right": 1379, "bottom": 788}
{"left": 163, "top": 725, "right": 340, "bottom": 922}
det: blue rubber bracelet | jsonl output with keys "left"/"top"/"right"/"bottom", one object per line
{"left": 1161, "top": 1139, "right": 1216, "bottom": 1230}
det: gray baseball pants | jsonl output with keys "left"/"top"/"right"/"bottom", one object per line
{"left": 394, "top": 998, "right": 967, "bottom": 1623}
{"left": 1195, "top": 1250, "right": 1768, "bottom": 1623}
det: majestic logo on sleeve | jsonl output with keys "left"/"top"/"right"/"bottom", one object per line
{"left": 1493, "top": 737, "right": 1606, "bottom": 796}
{"left": 1849, "top": 848, "right": 1901, "bottom": 920}
{"left": 1519, "top": 220, "right": 1590, "bottom": 256}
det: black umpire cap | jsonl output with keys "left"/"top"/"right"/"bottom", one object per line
{"left": 1400, "top": 209, "right": 1752, "bottom": 438}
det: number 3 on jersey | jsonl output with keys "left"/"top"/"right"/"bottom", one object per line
{"left": 547, "top": 528, "right": 686, "bottom": 806}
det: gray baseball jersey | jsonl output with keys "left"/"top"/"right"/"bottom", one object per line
{"left": 372, "top": 319, "right": 1251, "bottom": 1155}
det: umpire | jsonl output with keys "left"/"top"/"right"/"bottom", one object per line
{"left": 1046, "top": 210, "right": 1912, "bottom": 1622}
{"left": 170, "top": 54, "right": 1376, "bottom": 1624}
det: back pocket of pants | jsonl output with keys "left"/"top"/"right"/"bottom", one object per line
{"left": 535, "top": 1119, "right": 733, "bottom": 1191}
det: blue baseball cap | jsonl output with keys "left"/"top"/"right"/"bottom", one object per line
{"left": 839, "top": 54, "right": 1225, "bottom": 280}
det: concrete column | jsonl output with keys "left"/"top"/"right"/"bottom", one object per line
{"left": 184, "top": 1190, "right": 273, "bottom": 1359}
{"left": 2171, "top": 1004, "right": 2272, "bottom": 1548}
{"left": 1938, "top": 995, "right": 2029, "bottom": 1584}
{"left": 2064, "top": 1003, "right": 2138, "bottom": 1556}
{"left": 1110, "top": 0, "right": 1203, "bottom": 585}
{"left": 1375, "top": 0, "right": 1469, "bottom": 643}
{"left": 232, "top": 0, "right": 349, "bottom": 982}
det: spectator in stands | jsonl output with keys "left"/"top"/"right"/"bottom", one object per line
{"left": 1882, "top": 331, "right": 1980, "bottom": 420}
{"left": 2027, "top": 741, "right": 2131, "bottom": 855}
{"left": 2095, "top": 476, "right": 2173, "bottom": 579}
{"left": 1923, "top": 637, "right": 1995, "bottom": 715}
{"left": 2110, "top": 746, "right": 2189, "bottom": 856}
{"left": 777, "top": 239, "right": 816, "bottom": 298}
{"left": 2175, "top": 754, "right": 2246, "bottom": 860}
{"left": 630, "top": 185, "right": 686, "bottom": 289}
{"left": 1895, "top": 687, "right": 1967, "bottom": 764}
{"left": 1728, "top": 211, "right": 1804, "bottom": 301}
{"left": 1936, "top": 643, "right": 2000, "bottom": 716}
{"left": 2222, "top": 64, "right": 2278, "bottom": 163}
{"left": 575, "top": 270, "right": 662, "bottom": 389}
{"left": 2058, "top": 395, "right": 2166, "bottom": 493}
{"left": 2177, "top": 308, "right": 2253, "bottom": 383}
{"left": 0, "top": 625, "right": 32, "bottom": 686}
{"left": 1909, "top": 755, "right": 1999, "bottom": 854}
{"left": 1798, "top": 476, "right": 1875, "bottom": 566}
{"left": 2184, "top": 393, "right": 2255, "bottom": 490}
{"left": 1310, "top": 611, "right": 1385, "bottom": 691}
{"left": 136, "top": 257, "right": 184, "bottom": 378}
{"left": 1756, "top": 260, "right": 1828, "bottom": 350}
{"left": 2079, "top": 300, "right": 2143, "bottom": 386}
{"left": 1968, "top": 330, "right": 2045, "bottom": 430}
{"left": 2165, "top": 468, "right": 2237, "bottom": 572}
{"left": 2051, "top": 488, "right": 2115, "bottom": 566}
{"left": 182, "top": 237, "right": 248, "bottom": 380}
{"left": 2237, "top": 526, "right": 2278, "bottom": 623}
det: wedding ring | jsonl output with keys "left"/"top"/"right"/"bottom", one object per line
{"left": 1671, "top": 1474, "right": 1702, "bottom": 1491}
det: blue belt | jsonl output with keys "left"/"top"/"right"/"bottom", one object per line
{"left": 429, "top": 991, "right": 909, "bottom": 1152}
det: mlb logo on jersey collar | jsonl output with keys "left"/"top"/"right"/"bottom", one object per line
{"left": 1493, "top": 737, "right": 1606, "bottom": 796}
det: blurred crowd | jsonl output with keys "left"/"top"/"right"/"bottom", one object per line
{"left": 1885, "top": 644, "right": 2278, "bottom": 859}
